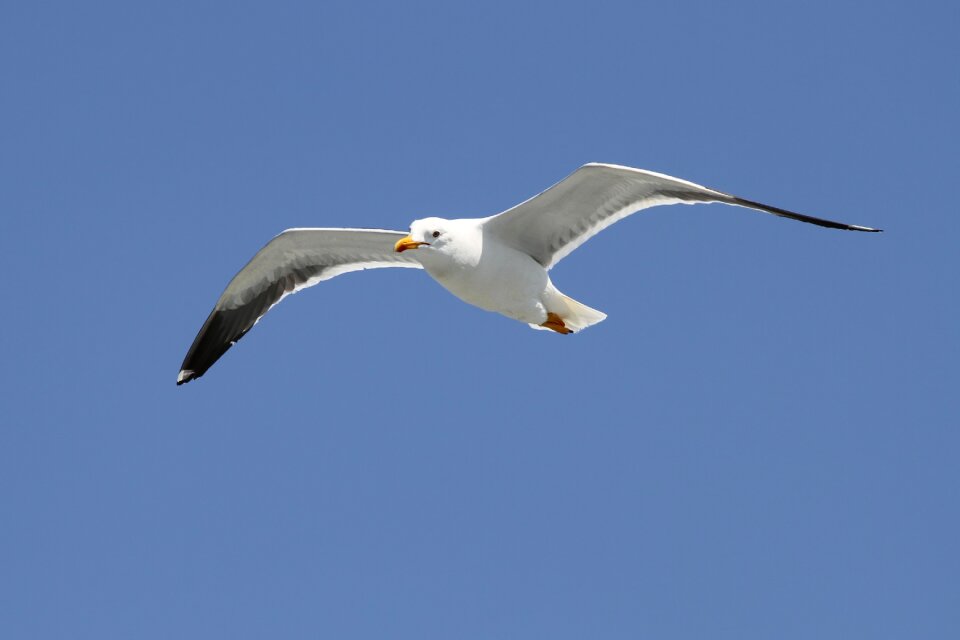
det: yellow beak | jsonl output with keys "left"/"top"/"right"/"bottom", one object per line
{"left": 395, "top": 235, "right": 427, "bottom": 253}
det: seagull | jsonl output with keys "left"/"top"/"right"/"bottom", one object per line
{"left": 177, "top": 163, "right": 880, "bottom": 384}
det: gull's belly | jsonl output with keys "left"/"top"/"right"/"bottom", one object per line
{"left": 424, "top": 247, "right": 549, "bottom": 322}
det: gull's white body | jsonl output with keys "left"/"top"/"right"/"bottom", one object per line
{"left": 421, "top": 223, "right": 549, "bottom": 323}
{"left": 411, "top": 217, "right": 604, "bottom": 330}
{"left": 177, "top": 163, "right": 880, "bottom": 384}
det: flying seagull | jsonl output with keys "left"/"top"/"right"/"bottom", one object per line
{"left": 177, "top": 163, "right": 880, "bottom": 384}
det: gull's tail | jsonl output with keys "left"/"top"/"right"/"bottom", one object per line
{"left": 530, "top": 289, "right": 607, "bottom": 333}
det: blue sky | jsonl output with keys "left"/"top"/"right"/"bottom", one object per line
{"left": 2, "top": 0, "right": 957, "bottom": 637}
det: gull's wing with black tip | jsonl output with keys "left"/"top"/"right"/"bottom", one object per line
{"left": 484, "top": 163, "right": 881, "bottom": 269}
{"left": 178, "top": 228, "right": 422, "bottom": 385}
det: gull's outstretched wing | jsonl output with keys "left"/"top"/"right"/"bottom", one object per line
{"left": 177, "top": 228, "right": 422, "bottom": 385}
{"left": 484, "top": 163, "right": 881, "bottom": 269}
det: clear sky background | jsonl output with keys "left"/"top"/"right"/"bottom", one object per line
{"left": 2, "top": 1, "right": 957, "bottom": 638}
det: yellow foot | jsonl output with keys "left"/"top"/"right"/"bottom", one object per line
{"left": 540, "top": 312, "right": 573, "bottom": 335}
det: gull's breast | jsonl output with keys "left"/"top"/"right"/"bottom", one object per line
{"left": 426, "top": 242, "right": 548, "bottom": 316}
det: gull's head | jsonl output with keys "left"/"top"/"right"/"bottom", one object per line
{"left": 395, "top": 217, "right": 454, "bottom": 253}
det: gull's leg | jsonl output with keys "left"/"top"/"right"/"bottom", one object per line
{"left": 540, "top": 312, "right": 573, "bottom": 335}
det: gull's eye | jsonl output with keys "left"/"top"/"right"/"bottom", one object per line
{"left": 432, "top": 231, "right": 441, "bottom": 238}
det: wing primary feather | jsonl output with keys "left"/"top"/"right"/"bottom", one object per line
{"left": 729, "top": 195, "right": 883, "bottom": 232}
{"left": 177, "top": 280, "right": 282, "bottom": 384}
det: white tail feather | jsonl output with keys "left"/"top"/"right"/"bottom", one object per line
{"left": 529, "top": 292, "right": 607, "bottom": 333}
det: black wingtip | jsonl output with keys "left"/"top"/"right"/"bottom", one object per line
{"left": 177, "top": 300, "right": 266, "bottom": 387}
{"left": 730, "top": 196, "right": 883, "bottom": 233}
{"left": 846, "top": 224, "right": 884, "bottom": 233}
